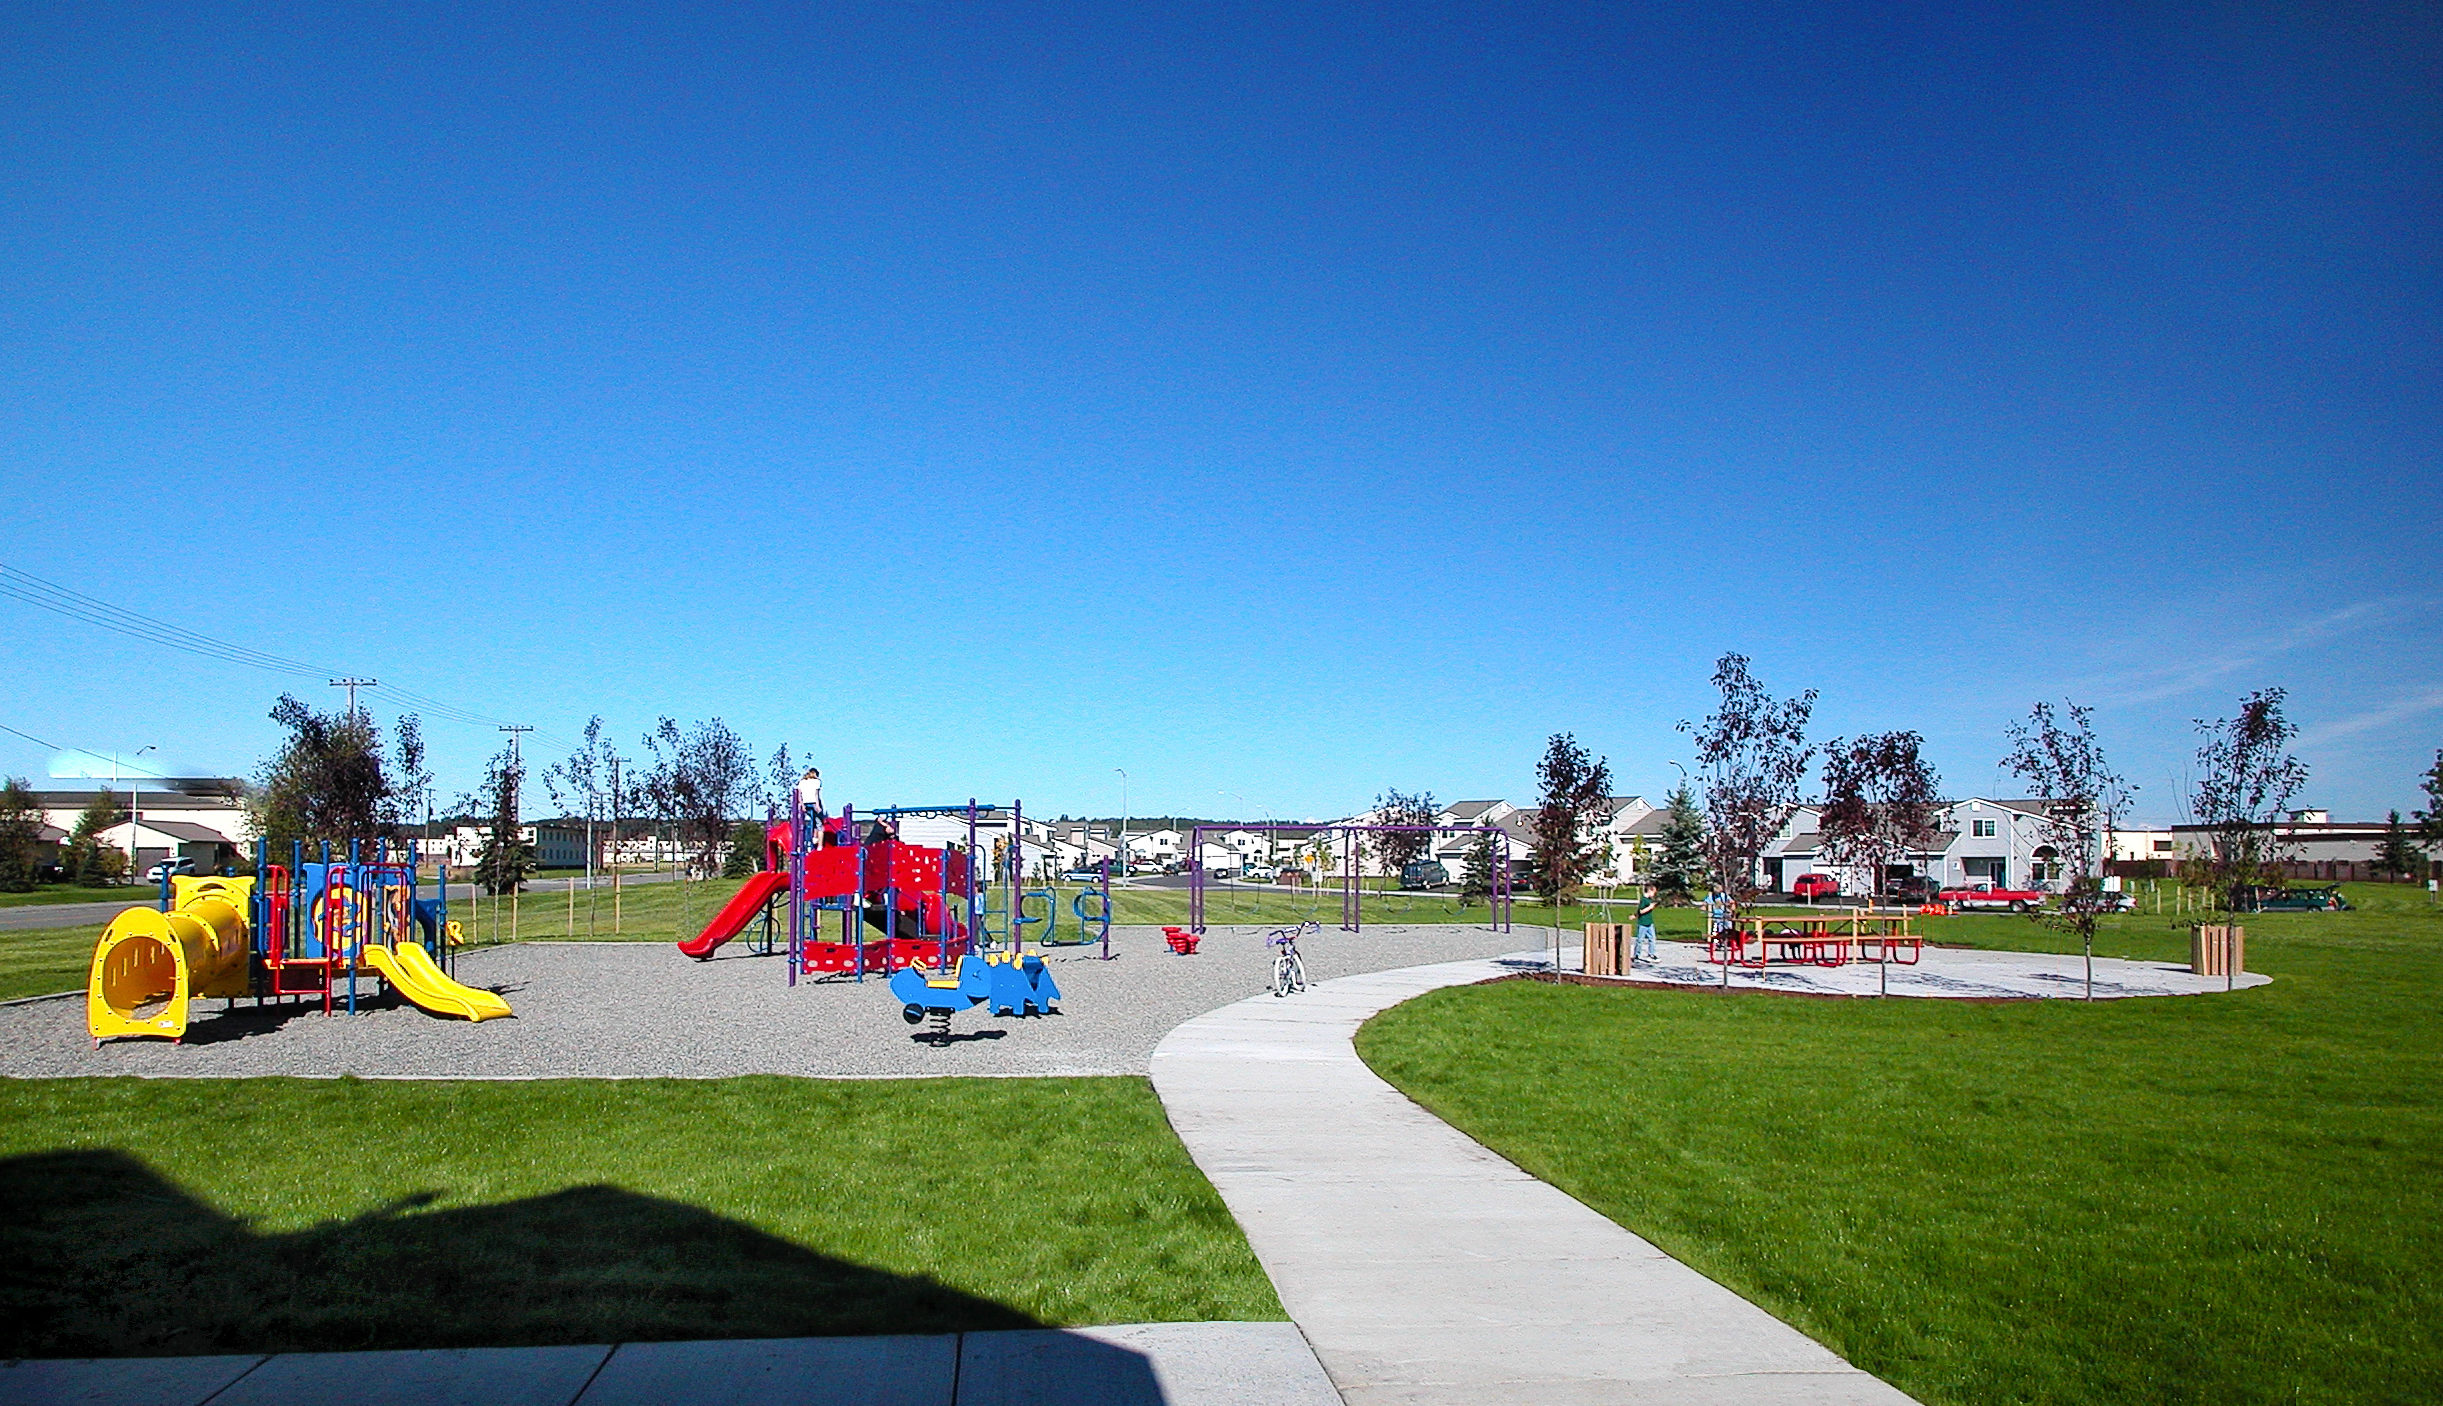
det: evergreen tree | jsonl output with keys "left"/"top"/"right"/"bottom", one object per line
{"left": 723, "top": 819, "right": 767, "bottom": 878}
{"left": 2417, "top": 749, "right": 2443, "bottom": 859}
{"left": 2376, "top": 811, "right": 2423, "bottom": 880}
{"left": 1457, "top": 831, "right": 1497, "bottom": 908}
{"left": 470, "top": 745, "right": 535, "bottom": 895}
{"left": 1650, "top": 784, "right": 1707, "bottom": 903}
{"left": 66, "top": 790, "right": 129, "bottom": 885}
{"left": 0, "top": 778, "right": 42, "bottom": 892}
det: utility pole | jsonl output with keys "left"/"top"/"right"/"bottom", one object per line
{"left": 330, "top": 677, "right": 378, "bottom": 723}
{"left": 1115, "top": 768, "right": 1129, "bottom": 879}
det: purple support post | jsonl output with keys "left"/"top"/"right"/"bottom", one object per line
{"left": 850, "top": 805, "right": 867, "bottom": 982}
{"left": 787, "top": 792, "right": 804, "bottom": 987}
{"left": 1189, "top": 824, "right": 1208, "bottom": 932}
{"left": 966, "top": 800, "right": 980, "bottom": 952}
{"left": 1348, "top": 825, "right": 1368, "bottom": 932}
{"left": 1009, "top": 800, "right": 1024, "bottom": 951}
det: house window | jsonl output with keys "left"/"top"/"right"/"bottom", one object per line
{"left": 1972, "top": 818, "right": 1997, "bottom": 838}
{"left": 2152, "top": 840, "right": 2173, "bottom": 853}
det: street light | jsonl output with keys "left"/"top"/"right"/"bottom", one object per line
{"left": 118, "top": 745, "right": 157, "bottom": 881}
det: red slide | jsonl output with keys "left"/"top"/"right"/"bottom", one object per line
{"left": 678, "top": 870, "right": 790, "bottom": 959}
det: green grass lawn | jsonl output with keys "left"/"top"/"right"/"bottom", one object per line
{"left": 0, "top": 883, "right": 159, "bottom": 909}
{"left": 0, "top": 922, "right": 106, "bottom": 1002}
{"left": 0, "top": 1075, "right": 1283, "bottom": 1358}
{"left": 1355, "top": 883, "right": 2443, "bottom": 1405}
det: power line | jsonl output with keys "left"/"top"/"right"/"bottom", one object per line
{"left": 0, "top": 561, "right": 581, "bottom": 750}
{"left": 0, "top": 722, "right": 176, "bottom": 780}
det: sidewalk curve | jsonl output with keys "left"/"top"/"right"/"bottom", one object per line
{"left": 1150, "top": 955, "right": 1923, "bottom": 1405}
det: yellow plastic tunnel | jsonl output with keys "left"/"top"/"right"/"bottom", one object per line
{"left": 87, "top": 877, "right": 253, "bottom": 1043}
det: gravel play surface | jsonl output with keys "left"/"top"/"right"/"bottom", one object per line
{"left": 0, "top": 924, "right": 1544, "bottom": 1080}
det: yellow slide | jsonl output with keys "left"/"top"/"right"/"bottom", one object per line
{"left": 363, "top": 941, "right": 513, "bottom": 1021}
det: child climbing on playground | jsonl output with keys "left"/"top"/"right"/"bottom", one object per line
{"left": 1633, "top": 883, "right": 1658, "bottom": 965}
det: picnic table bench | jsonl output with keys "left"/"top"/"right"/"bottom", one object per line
{"left": 1707, "top": 911, "right": 1921, "bottom": 969}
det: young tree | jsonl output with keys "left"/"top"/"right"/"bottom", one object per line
{"left": 1529, "top": 733, "right": 1612, "bottom": 903}
{"left": 66, "top": 790, "right": 130, "bottom": 886}
{"left": 1650, "top": 783, "right": 1707, "bottom": 904}
{"left": 762, "top": 743, "right": 797, "bottom": 818}
{"left": 1817, "top": 731, "right": 1943, "bottom": 906}
{"left": 468, "top": 743, "right": 536, "bottom": 896}
{"left": 2191, "top": 688, "right": 2310, "bottom": 910}
{"left": 2001, "top": 701, "right": 2133, "bottom": 1000}
{"left": 1301, "top": 830, "right": 1335, "bottom": 883}
{"left": 1457, "top": 830, "right": 1497, "bottom": 908}
{"left": 1370, "top": 788, "right": 1439, "bottom": 876}
{"left": 2376, "top": 811, "right": 2423, "bottom": 881}
{"left": 1679, "top": 654, "right": 1816, "bottom": 913}
{"left": 544, "top": 716, "right": 621, "bottom": 872}
{"left": 251, "top": 694, "right": 424, "bottom": 846}
{"left": 0, "top": 778, "right": 43, "bottom": 892}
{"left": 638, "top": 717, "right": 758, "bottom": 876}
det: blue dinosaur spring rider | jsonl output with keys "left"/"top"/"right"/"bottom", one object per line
{"left": 889, "top": 950, "right": 1061, "bottom": 1045}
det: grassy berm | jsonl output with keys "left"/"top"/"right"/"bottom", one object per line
{"left": 1356, "top": 883, "right": 2443, "bottom": 1406}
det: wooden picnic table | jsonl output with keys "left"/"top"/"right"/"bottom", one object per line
{"left": 1710, "top": 910, "right": 1922, "bottom": 969}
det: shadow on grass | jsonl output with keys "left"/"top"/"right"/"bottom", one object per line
{"left": 0, "top": 1150, "right": 1052, "bottom": 1360}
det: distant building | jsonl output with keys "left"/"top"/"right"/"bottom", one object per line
{"left": 30, "top": 779, "right": 248, "bottom": 876}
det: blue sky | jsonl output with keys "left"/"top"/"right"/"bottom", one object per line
{"left": 3, "top": 2, "right": 2437, "bottom": 825}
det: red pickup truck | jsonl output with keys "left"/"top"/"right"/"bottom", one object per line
{"left": 1937, "top": 882, "right": 2050, "bottom": 912}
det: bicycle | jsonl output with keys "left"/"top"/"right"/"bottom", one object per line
{"left": 1267, "top": 919, "right": 1315, "bottom": 997}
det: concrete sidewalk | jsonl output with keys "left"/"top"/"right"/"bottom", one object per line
{"left": 0, "top": 1322, "right": 1339, "bottom": 1406}
{"left": 1150, "top": 955, "right": 1922, "bottom": 1405}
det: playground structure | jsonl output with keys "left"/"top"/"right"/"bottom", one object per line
{"left": 681, "top": 797, "right": 1101, "bottom": 979}
{"left": 87, "top": 839, "right": 510, "bottom": 1044}
{"left": 1186, "top": 823, "right": 1515, "bottom": 934}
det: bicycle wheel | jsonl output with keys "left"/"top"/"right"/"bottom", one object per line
{"left": 1273, "top": 952, "right": 1295, "bottom": 998}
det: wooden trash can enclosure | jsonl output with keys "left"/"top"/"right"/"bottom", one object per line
{"left": 2190, "top": 924, "right": 2245, "bottom": 977}
{"left": 1584, "top": 922, "right": 1629, "bottom": 976}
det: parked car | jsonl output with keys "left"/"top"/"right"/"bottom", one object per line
{"left": 1890, "top": 874, "right": 1943, "bottom": 905}
{"left": 1244, "top": 864, "right": 1278, "bottom": 883}
{"left": 1060, "top": 867, "right": 1104, "bottom": 883}
{"left": 1790, "top": 873, "right": 1841, "bottom": 901}
{"left": 1399, "top": 860, "right": 1449, "bottom": 890}
{"left": 1937, "top": 882, "right": 2050, "bottom": 912}
{"left": 145, "top": 856, "right": 198, "bottom": 882}
{"left": 2243, "top": 885, "right": 2350, "bottom": 912}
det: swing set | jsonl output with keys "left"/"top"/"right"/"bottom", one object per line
{"left": 1185, "top": 823, "right": 1514, "bottom": 934}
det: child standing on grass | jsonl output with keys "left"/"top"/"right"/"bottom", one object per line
{"left": 1633, "top": 883, "right": 1658, "bottom": 964}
